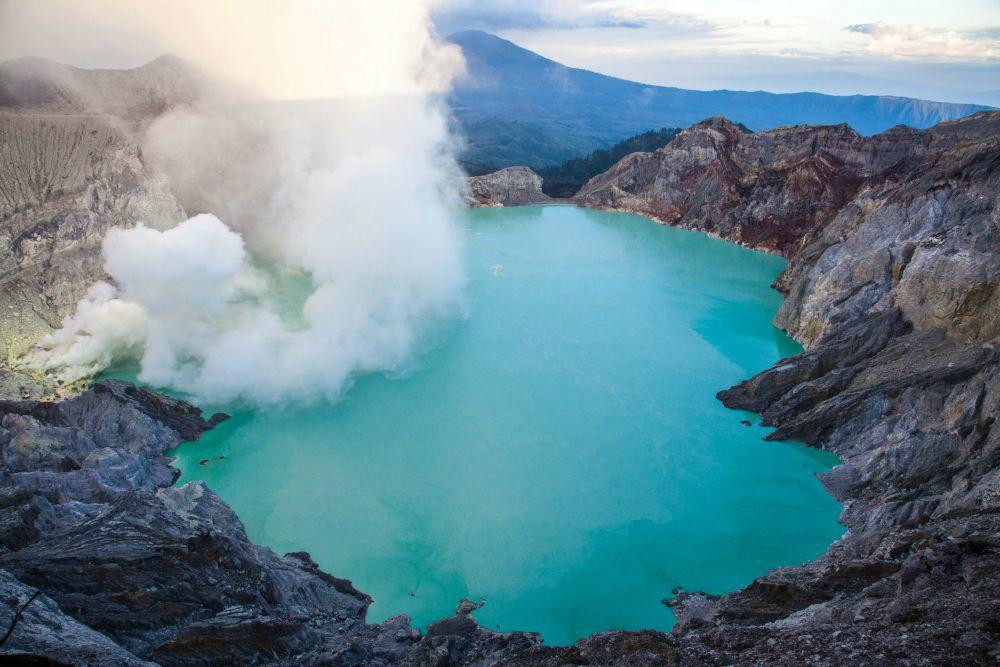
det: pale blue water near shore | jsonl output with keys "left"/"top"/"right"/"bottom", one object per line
{"left": 140, "top": 206, "right": 843, "bottom": 645}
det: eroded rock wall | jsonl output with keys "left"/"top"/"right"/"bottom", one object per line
{"left": 574, "top": 113, "right": 1000, "bottom": 260}
{"left": 0, "top": 114, "right": 184, "bottom": 362}
{"left": 464, "top": 166, "right": 552, "bottom": 206}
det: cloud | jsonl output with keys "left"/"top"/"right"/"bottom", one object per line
{"left": 845, "top": 22, "right": 1000, "bottom": 61}
{"left": 431, "top": 0, "right": 714, "bottom": 35}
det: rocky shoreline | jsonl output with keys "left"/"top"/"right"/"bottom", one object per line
{"left": 1, "top": 56, "right": 998, "bottom": 664}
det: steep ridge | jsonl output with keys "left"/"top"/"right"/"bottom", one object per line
{"left": 447, "top": 30, "right": 992, "bottom": 167}
{"left": 0, "top": 57, "right": 198, "bottom": 364}
{"left": 575, "top": 113, "right": 1000, "bottom": 257}
{"left": 0, "top": 114, "right": 184, "bottom": 362}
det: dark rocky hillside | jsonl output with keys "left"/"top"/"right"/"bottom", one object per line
{"left": 0, "top": 56, "right": 207, "bottom": 365}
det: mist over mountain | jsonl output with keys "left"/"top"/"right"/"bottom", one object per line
{"left": 447, "top": 30, "right": 992, "bottom": 168}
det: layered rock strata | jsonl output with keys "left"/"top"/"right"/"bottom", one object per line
{"left": 464, "top": 166, "right": 552, "bottom": 206}
{"left": 0, "top": 57, "right": 192, "bottom": 362}
{"left": 575, "top": 113, "right": 1000, "bottom": 258}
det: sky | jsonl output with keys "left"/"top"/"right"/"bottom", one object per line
{"left": 431, "top": 0, "right": 1000, "bottom": 105}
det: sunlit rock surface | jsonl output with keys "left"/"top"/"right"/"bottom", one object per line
{"left": 464, "top": 166, "right": 552, "bottom": 206}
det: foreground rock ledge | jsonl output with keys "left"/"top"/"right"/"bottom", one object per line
{"left": 2, "top": 348, "right": 995, "bottom": 665}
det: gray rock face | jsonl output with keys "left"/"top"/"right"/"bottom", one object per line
{"left": 464, "top": 166, "right": 552, "bottom": 206}
{"left": 0, "top": 55, "right": 202, "bottom": 364}
{"left": 0, "top": 113, "right": 184, "bottom": 364}
{"left": 0, "top": 568, "right": 156, "bottom": 666}
{"left": 575, "top": 112, "right": 1000, "bottom": 259}
{"left": 773, "top": 116, "right": 999, "bottom": 347}
{"left": 0, "top": 383, "right": 559, "bottom": 664}
{"left": 0, "top": 369, "right": 52, "bottom": 401}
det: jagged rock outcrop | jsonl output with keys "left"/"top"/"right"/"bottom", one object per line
{"left": 464, "top": 166, "right": 552, "bottom": 206}
{"left": 0, "top": 57, "right": 198, "bottom": 364}
{"left": 575, "top": 113, "right": 1000, "bottom": 257}
{"left": 0, "top": 568, "right": 156, "bottom": 666}
{"left": 773, "top": 114, "right": 1000, "bottom": 347}
{"left": 0, "top": 114, "right": 184, "bottom": 362}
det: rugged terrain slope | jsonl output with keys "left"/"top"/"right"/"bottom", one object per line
{"left": 0, "top": 114, "right": 183, "bottom": 361}
{"left": 575, "top": 112, "right": 1000, "bottom": 257}
{"left": 0, "top": 55, "right": 997, "bottom": 664}
{"left": 464, "top": 166, "right": 552, "bottom": 206}
{"left": 0, "top": 57, "right": 196, "bottom": 362}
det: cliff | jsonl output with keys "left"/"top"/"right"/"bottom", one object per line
{"left": 464, "top": 166, "right": 552, "bottom": 206}
{"left": 575, "top": 113, "right": 1000, "bottom": 257}
{"left": 0, "top": 115, "right": 184, "bottom": 362}
{"left": 580, "top": 111, "right": 1000, "bottom": 662}
{"left": 0, "top": 381, "right": 567, "bottom": 663}
{"left": 0, "top": 57, "right": 194, "bottom": 363}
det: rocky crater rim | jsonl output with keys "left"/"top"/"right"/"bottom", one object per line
{"left": 1, "top": 53, "right": 997, "bottom": 663}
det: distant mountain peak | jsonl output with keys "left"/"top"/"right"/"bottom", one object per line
{"left": 446, "top": 29, "right": 518, "bottom": 45}
{"left": 446, "top": 30, "right": 559, "bottom": 69}
{"left": 447, "top": 31, "right": 992, "bottom": 168}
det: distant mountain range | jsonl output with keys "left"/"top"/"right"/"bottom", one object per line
{"left": 447, "top": 30, "right": 993, "bottom": 168}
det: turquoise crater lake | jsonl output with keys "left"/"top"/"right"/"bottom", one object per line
{"left": 169, "top": 206, "right": 843, "bottom": 645}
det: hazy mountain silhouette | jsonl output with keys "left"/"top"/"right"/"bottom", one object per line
{"left": 447, "top": 30, "right": 991, "bottom": 167}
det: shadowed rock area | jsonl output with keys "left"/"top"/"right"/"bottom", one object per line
{"left": 1, "top": 54, "right": 998, "bottom": 664}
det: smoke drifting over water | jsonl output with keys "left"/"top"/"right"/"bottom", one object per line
{"left": 15, "top": 1, "right": 468, "bottom": 404}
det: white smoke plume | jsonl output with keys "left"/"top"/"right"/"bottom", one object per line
{"left": 11, "top": 1, "right": 469, "bottom": 405}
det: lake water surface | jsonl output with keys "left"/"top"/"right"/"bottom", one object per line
{"left": 169, "top": 206, "right": 843, "bottom": 645}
